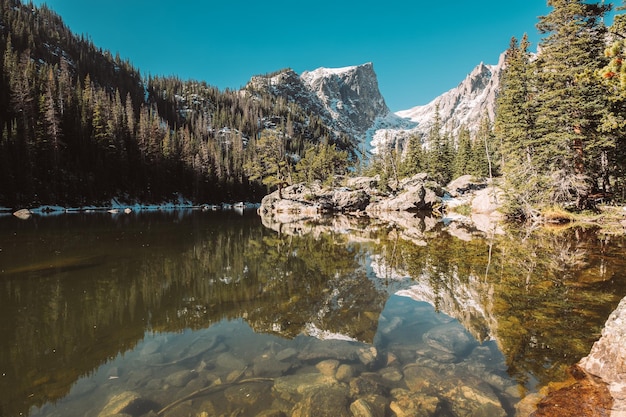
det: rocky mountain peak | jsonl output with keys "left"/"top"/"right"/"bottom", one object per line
{"left": 245, "top": 63, "right": 392, "bottom": 146}
{"left": 245, "top": 54, "right": 506, "bottom": 156}
{"left": 301, "top": 62, "right": 390, "bottom": 137}
{"left": 396, "top": 52, "right": 505, "bottom": 140}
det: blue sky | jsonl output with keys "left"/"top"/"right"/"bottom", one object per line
{"left": 31, "top": 1, "right": 553, "bottom": 111}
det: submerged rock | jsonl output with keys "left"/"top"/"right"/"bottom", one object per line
{"left": 164, "top": 370, "right": 197, "bottom": 387}
{"left": 253, "top": 354, "right": 293, "bottom": 377}
{"left": 316, "top": 359, "right": 340, "bottom": 377}
{"left": 98, "top": 391, "right": 139, "bottom": 417}
{"left": 389, "top": 388, "right": 439, "bottom": 417}
{"left": 215, "top": 352, "right": 246, "bottom": 371}
{"left": 438, "top": 377, "right": 507, "bottom": 417}
{"left": 273, "top": 373, "right": 340, "bottom": 399}
{"left": 291, "top": 384, "right": 351, "bottom": 417}
{"left": 422, "top": 322, "right": 478, "bottom": 359}
{"left": 350, "top": 397, "right": 386, "bottom": 417}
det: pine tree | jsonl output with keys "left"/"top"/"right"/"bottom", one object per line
{"left": 534, "top": 0, "right": 611, "bottom": 208}
{"left": 598, "top": 1, "right": 626, "bottom": 198}
{"left": 244, "top": 130, "right": 292, "bottom": 198}
{"left": 471, "top": 114, "right": 496, "bottom": 179}
{"left": 424, "top": 104, "right": 453, "bottom": 183}
{"left": 401, "top": 133, "right": 425, "bottom": 177}
{"left": 452, "top": 126, "right": 472, "bottom": 178}
{"left": 495, "top": 35, "right": 547, "bottom": 218}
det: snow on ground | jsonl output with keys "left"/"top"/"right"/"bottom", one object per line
{"left": 3, "top": 198, "right": 260, "bottom": 218}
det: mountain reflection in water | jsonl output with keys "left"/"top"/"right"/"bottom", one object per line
{"left": 0, "top": 210, "right": 625, "bottom": 416}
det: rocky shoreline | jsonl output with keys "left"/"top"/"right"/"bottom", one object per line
{"left": 258, "top": 173, "right": 504, "bottom": 237}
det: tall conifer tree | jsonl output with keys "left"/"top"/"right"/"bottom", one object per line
{"left": 494, "top": 35, "right": 543, "bottom": 217}
{"left": 534, "top": 0, "right": 610, "bottom": 207}
{"left": 598, "top": 1, "right": 626, "bottom": 197}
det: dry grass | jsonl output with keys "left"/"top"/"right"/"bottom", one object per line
{"left": 536, "top": 205, "right": 626, "bottom": 235}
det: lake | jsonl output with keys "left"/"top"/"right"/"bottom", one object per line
{"left": 1, "top": 209, "right": 625, "bottom": 417}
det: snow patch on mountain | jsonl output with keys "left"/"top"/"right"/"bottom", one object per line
{"left": 368, "top": 112, "right": 417, "bottom": 154}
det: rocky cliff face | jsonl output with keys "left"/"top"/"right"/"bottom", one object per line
{"left": 300, "top": 63, "right": 390, "bottom": 137}
{"left": 245, "top": 63, "right": 405, "bottom": 150}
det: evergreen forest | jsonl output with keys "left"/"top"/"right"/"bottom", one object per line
{"left": 3, "top": 0, "right": 626, "bottom": 219}
{"left": 0, "top": 0, "right": 354, "bottom": 206}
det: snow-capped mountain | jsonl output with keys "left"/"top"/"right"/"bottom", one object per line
{"left": 395, "top": 52, "right": 505, "bottom": 143}
{"left": 246, "top": 55, "right": 504, "bottom": 155}
{"left": 300, "top": 63, "right": 391, "bottom": 137}
{"left": 246, "top": 63, "right": 413, "bottom": 152}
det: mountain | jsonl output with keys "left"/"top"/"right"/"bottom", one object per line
{"left": 245, "top": 63, "right": 415, "bottom": 153}
{"left": 300, "top": 63, "right": 389, "bottom": 137}
{"left": 371, "top": 53, "right": 505, "bottom": 154}
{"left": 249, "top": 57, "right": 504, "bottom": 156}
{"left": 396, "top": 53, "right": 505, "bottom": 138}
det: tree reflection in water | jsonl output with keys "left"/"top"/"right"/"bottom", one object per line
{"left": 0, "top": 211, "right": 624, "bottom": 416}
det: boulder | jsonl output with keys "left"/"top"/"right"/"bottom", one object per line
{"left": 389, "top": 388, "right": 439, "bottom": 417}
{"left": 13, "top": 208, "right": 32, "bottom": 220}
{"left": 164, "top": 370, "right": 197, "bottom": 387}
{"left": 332, "top": 189, "right": 370, "bottom": 212}
{"left": 579, "top": 296, "right": 626, "bottom": 416}
{"left": 471, "top": 185, "right": 504, "bottom": 215}
{"left": 399, "top": 173, "right": 429, "bottom": 188}
{"left": 367, "top": 185, "right": 438, "bottom": 212}
{"left": 346, "top": 176, "right": 379, "bottom": 190}
{"left": 446, "top": 175, "right": 486, "bottom": 197}
{"left": 350, "top": 396, "right": 388, "bottom": 417}
{"left": 291, "top": 384, "right": 351, "bottom": 417}
{"left": 97, "top": 391, "right": 158, "bottom": 417}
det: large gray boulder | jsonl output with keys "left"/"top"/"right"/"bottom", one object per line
{"left": 446, "top": 175, "right": 486, "bottom": 197}
{"left": 579, "top": 296, "right": 626, "bottom": 416}
{"left": 332, "top": 189, "right": 370, "bottom": 212}
{"left": 471, "top": 185, "right": 504, "bottom": 215}
{"left": 366, "top": 184, "right": 439, "bottom": 213}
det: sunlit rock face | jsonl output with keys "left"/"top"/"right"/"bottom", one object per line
{"left": 396, "top": 54, "right": 504, "bottom": 137}
{"left": 580, "top": 296, "right": 626, "bottom": 416}
{"left": 248, "top": 63, "right": 392, "bottom": 139}
{"left": 301, "top": 63, "right": 390, "bottom": 138}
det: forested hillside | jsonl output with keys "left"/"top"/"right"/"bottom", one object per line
{"left": 0, "top": 0, "right": 354, "bottom": 206}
